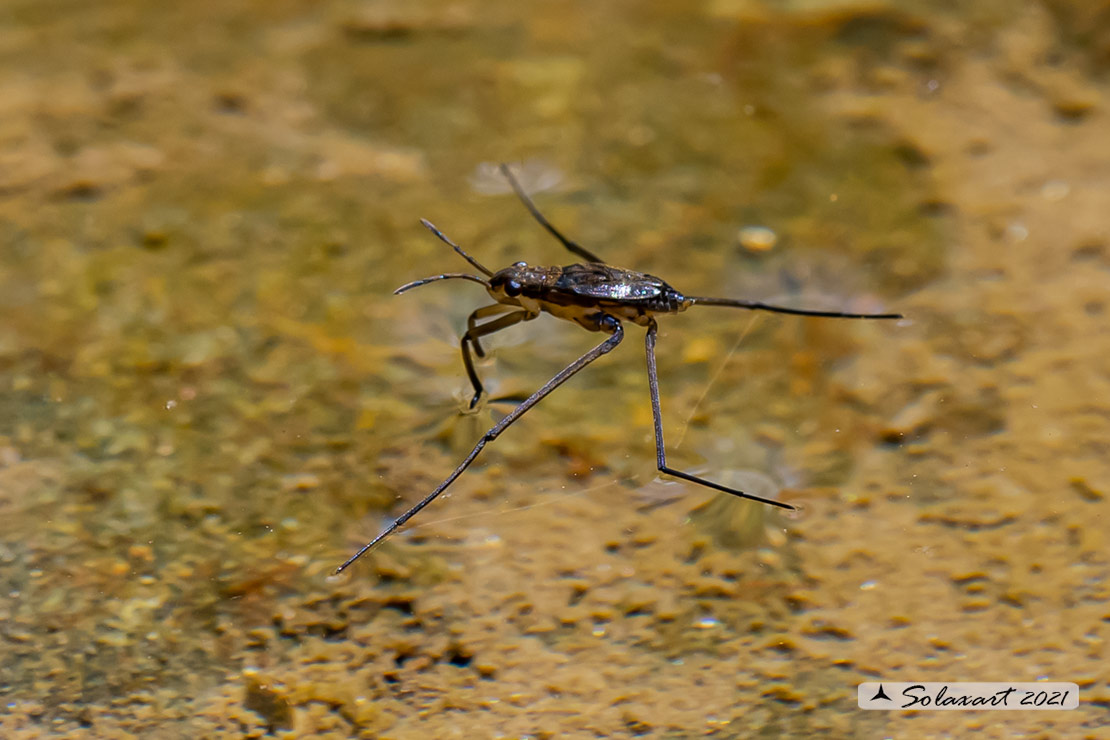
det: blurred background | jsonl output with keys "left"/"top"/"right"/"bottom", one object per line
{"left": 0, "top": 0, "right": 1107, "bottom": 736}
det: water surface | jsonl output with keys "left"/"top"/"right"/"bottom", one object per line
{"left": 1, "top": 0, "right": 1107, "bottom": 736}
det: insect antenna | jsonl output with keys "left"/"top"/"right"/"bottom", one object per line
{"left": 394, "top": 273, "right": 490, "bottom": 295}
{"left": 499, "top": 163, "right": 605, "bottom": 264}
{"left": 420, "top": 218, "right": 493, "bottom": 276}
{"left": 688, "top": 295, "right": 902, "bottom": 320}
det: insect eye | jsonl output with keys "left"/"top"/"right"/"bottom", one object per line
{"left": 504, "top": 279, "right": 523, "bottom": 297}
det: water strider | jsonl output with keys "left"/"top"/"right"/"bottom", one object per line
{"left": 335, "top": 164, "right": 901, "bottom": 573}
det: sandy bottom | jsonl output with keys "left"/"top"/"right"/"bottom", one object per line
{"left": 0, "top": 1, "right": 1107, "bottom": 738}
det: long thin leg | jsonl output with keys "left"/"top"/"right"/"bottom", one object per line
{"left": 689, "top": 296, "right": 901, "bottom": 320}
{"left": 643, "top": 319, "right": 795, "bottom": 511}
{"left": 336, "top": 316, "right": 625, "bottom": 573}
{"left": 461, "top": 309, "right": 534, "bottom": 408}
{"left": 499, "top": 163, "right": 605, "bottom": 264}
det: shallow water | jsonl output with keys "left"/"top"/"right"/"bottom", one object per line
{"left": 1, "top": 0, "right": 1108, "bottom": 737}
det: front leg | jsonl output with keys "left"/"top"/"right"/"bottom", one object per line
{"left": 467, "top": 303, "right": 516, "bottom": 358}
{"left": 461, "top": 308, "right": 535, "bottom": 408}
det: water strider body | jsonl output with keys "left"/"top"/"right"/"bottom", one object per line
{"left": 335, "top": 164, "right": 901, "bottom": 573}
{"left": 488, "top": 261, "right": 689, "bottom": 329}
